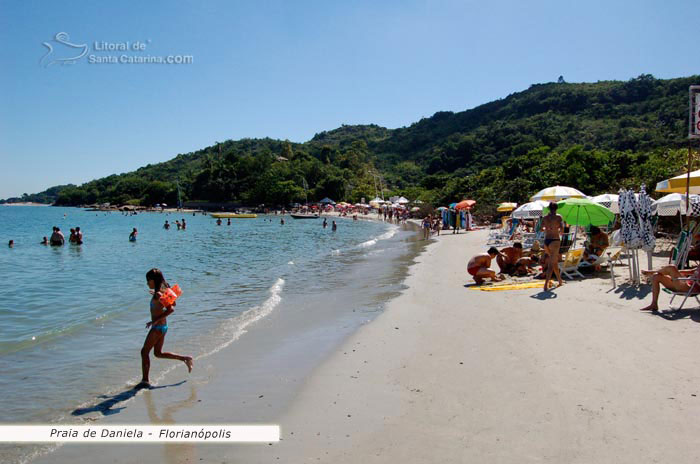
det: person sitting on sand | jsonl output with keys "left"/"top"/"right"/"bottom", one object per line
{"left": 639, "top": 264, "right": 700, "bottom": 312}
{"left": 496, "top": 242, "right": 524, "bottom": 275}
{"left": 467, "top": 247, "right": 505, "bottom": 285}
{"left": 512, "top": 255, "right": 540, "bottom": 276}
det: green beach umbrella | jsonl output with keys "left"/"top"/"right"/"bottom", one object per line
{"left": 543, "top": 197, "right": 615, "bottom": 226}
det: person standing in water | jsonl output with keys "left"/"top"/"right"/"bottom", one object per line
{"left": 163, "top": 220, "right": 170, "bottom": 230}
{"left": 41, "top": 237, "right": 48, "bottom": 245}
{"left": 75, "top": 227, "right": 83, "bottom": 245}
{"left": 181, "top": 218, "right": 186, "bottom": 230}
{"left": 332, "top": 220, "right": 337, "bottom": 231}
{"left": 227, "top": 218, "right": 231, "bottom": 226}
{"left": 129, "top": 228, "right": 138, "bottom": 241}
{"left": 140, "top": 268, "right": 193, "bottom": 388}
{"left": 50, "top": 227, "right": 65, "bottom": 246}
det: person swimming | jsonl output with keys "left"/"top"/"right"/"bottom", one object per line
{"left": 139, "top": 268, "right": 193, "bottom": 388}
{"left": 40, "top": 237, "right": 48, "bottom": 245}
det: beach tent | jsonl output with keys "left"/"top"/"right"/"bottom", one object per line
{"left": 530, "top": 185, "right": 586, "bottom": 202}
{"left": 655, "top": 170, "right": 700, "bottom": 194}
{"left": 455, "top": 200, "right": 476, "bottom": 211}
{"left": 511, "top": 201, "right": 549, "bottom": 219}
{"left": 497, "top": 202, "right": 517, "bottom": 212}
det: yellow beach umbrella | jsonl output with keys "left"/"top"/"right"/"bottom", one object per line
{"left": 655, "top": 170, "right": 700, "bottom": 194}
{"left": 497, "top": 202, "right": 518, "bottom": 212}
{"left": 530, "top": 185, "right": 586, "bottom": 202}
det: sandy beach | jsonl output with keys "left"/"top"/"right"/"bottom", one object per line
{"left": 34, "top": 228, "right": 700, "bottom": 464}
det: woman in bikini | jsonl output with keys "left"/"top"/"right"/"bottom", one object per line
{"left": 140, "top": 268, "right": 193, "bottom": 388}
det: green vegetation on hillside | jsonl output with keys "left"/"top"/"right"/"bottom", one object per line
{"left": 10, "top": 74, "right": 698, "bottom": 215}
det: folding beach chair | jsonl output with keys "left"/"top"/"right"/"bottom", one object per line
{"left": 662, "top": 276, "right": 700, "bottom": 312}
{"left": 559, "top": 248, "right": 585, "bottom": 280}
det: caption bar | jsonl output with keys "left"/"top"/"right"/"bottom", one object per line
{"left": 0, "top": 425, "right": 280, "bottom": 443}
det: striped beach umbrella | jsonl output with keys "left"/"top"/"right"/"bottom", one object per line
{"left": 497, "top": 202, "right": 518, "bottom": 212}
{"left": 655, "top": 170, "right": 700, "bottom": 194}
{"left": 530, "top": 185, "right": 586, "bottom": 202}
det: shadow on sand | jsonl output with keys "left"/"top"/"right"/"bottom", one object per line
{"left": 612, "top": 283, "right": 651, "bottom": 300}
{"left": 72, "top": 380, "right": 187, "bottom": 416}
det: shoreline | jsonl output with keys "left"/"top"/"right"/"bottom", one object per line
{"left": 27, "top": 218, "right": 426, "bottom": 464}
{"left": 30, "top": 227, "right": 700, "bottom": 464}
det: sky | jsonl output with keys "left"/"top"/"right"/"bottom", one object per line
{"left": 0, "top": 0, "right": 696, "bottom": 199}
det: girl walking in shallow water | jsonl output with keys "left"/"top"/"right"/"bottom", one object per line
{"left": 139, "top": 268, "right": 193, "bottom": 388}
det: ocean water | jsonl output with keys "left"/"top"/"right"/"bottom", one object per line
{"left": 0, "top": 206, "right": 423, "bottom": 463}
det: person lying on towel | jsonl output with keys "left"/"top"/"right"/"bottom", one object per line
{"left": 468, "top": 248, "right": 505, "bottom": 285}
{"left": 640, "top": 264, "right": 700, "bottom": 312}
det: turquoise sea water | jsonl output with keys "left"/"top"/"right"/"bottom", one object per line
{"left": 0, "top": 205, "right": 421, "bottom": 461}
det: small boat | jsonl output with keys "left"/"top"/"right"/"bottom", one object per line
{"left": 210, "top": 213, "right": 257, "bottom": 219}
{"left": 290, "top": 213, "right": 319, "bottom": 219}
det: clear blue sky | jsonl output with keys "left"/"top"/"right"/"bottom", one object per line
{"left": 0, "top": 0, "right": 696, "bottom": 199}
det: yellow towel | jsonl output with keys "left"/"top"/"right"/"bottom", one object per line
{"left": 469, "top": 281, "right": 544, "bottom": 291}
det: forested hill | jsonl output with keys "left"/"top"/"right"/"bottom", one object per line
{"left": 11, "top": 74, "right": 699, "bottom": 214}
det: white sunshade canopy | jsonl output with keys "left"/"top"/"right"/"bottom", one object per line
{"left": 511, "top": 200, "right": 549, "bottom": 218}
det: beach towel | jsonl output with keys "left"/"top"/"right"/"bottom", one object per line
{"left": 468, "top": 281, "right": 545, "bottom": 291}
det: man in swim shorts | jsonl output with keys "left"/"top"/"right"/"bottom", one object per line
{"left": 542, "top": 202, "right": 565, "bottom": 291}
{"left": 467, "top": 247, "right": 504, "bottom": 285}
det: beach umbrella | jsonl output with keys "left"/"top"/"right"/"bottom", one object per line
{"left": 497, "top": 202, "right": 517, "bottom": 212}
{"left": 436, "top": 206, "right": 448, "bottom": 211}
{"left": 591, "top": 194, "right": 620, "bottom": 214}
{"left": 319, "top": 197, "right": 336, "bottom": 205}
{"left": 455, "top": 200, "right": 476, "bottom": 211}
{"left": 448, "top": 202, "right": 457, "bottom": 210}
{"left": 511, "top": 201, "right": 548, "bottom": 219}
{"left": 651, "top": 193, "right": 700, "bottom": 216}
{"left": 543, "top": 198, "right": 615, "bottom": 227}
{"left": 655, "top": 169, "right": 700, "bottom": 194}
{"left": 530, "top": 185, "right": 586, "bottom": 202}
{"left": 397, "top": 196, "right": 409, "bottom": 204}
{"left": 410, "top": 206, "right": 420, "bottom": 212}
{"left": 637, "top": 185, "right": 656, "bottom": 252}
